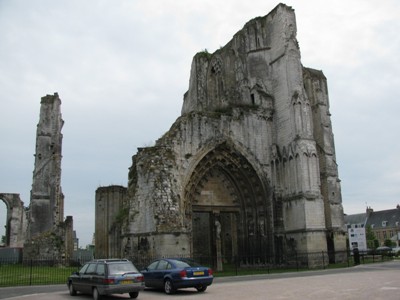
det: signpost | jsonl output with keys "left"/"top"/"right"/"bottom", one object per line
{"left": 348, "top": 227, "right": 367, "bottom": 252}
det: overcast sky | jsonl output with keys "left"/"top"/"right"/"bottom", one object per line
{"left": 1, "top": 0, "right": 399, "bottom": 247}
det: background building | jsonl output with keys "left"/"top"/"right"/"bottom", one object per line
{"left": 345, "top": 205, "right": 400, "bottom": 248}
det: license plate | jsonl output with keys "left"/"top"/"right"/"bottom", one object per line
{"left": 120, "top": 280, "right": 133, "bottom": 284}
{"left": 193, "top": 271, "right": 204, "bottom": 276}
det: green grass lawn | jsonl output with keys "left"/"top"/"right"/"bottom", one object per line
{"left": 0, "top": 264, "right": 77, "bottom": 287}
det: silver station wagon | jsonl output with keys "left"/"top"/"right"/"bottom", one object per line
{"left": 67, "top": 259, "right": 145, "bottom": 300}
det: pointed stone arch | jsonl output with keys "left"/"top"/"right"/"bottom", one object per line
{"left": 0, "top": 193, "right": 27, "bottom": 247}
{"left": 184, "top": 141, "right": 274, "bottom": 265}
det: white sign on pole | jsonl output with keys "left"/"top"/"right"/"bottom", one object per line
{"left": 348, "top": 227, "right": 367, "bottom": 251}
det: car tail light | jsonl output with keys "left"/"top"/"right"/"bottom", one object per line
{"left": 208, "top": 268, "right": 213, "bottom": 276}
{"left": 136, "top": 275, "right": 144, "bottom": 282}
{"left": 179, "top": 270, "right": 187, "bottom": 278}
{"left": 103, "top": 278, "right": 115, "bottom": 284}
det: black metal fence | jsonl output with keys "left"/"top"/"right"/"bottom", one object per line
{"left": 0, "top": 250, "right": 395, "bottom": 287}
{"left": 0, "top": 257, "right": 79, "bottom": 287}
{"left": 126, "top": 250, "right": 395, "bottom": 275}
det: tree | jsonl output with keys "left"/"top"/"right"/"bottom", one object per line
{"left": 365, "top": 225, "right": 378, "bottom": 249}
{"left": 384, "top": 239, "right": 395, "bottom": 248}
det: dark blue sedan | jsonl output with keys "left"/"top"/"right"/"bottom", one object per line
{"left": 141, "top": 258, "right": 213, "bottom": 294}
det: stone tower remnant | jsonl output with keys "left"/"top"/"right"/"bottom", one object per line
{"left": 0, "top": 193, "right": 27, "bottom": 248}
{"left": 24, "top": 93, "right": 73, "bottom": 259}
{"left": 95, "top": 185, "right": 127, "bottom": 258}
{"left": 29, "top": 93, "right": 64, "bottom": 237}
{"left": 97, "top": 4, "right": 347, "bottom": 267}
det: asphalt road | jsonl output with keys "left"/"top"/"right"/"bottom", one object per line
{"left": 1, "top": 261, "right": 399, "bottom": 300}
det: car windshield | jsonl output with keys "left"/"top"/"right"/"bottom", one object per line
{"left": 172, "top": 259, "right": 202, "bottom": 268}
{"left": 108, "top": 262, "right": 139, "bottom": 275}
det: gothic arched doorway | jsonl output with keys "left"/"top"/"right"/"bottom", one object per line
{"left": 185, "top": 142, "right": 273, "bottom": 269}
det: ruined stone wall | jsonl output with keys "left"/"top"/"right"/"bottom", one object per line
{"left": 95, "top": 185, "right": 127, "bottom": 258}
{"left": 126, "top": 146, "right": 189, "bottom": 257}
{"left": 0, "top": 193, "right": 27, "bottom": 248}
{"left": 29, "top": 93, "right": 64, "bottom": 239}
{"left": 24, "top": 93, "right": 73, "bottom": 260}
{"left": 118, "top": 3, "right": 346, "bottom": 265}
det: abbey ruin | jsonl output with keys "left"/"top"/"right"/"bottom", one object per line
{"left": 1, "top": 93, "right": 74, "bottom": 260}
{"left": 96, "top": 4, "right": 347, "bottom": 267}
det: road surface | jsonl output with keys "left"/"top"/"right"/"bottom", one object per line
{"left": 1, "top": 261, "right": 399, "bottom": 300}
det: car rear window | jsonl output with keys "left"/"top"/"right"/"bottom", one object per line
{"left": 172, "top": 259, "right": 201, "bottom": 268}
{"left": 108, "top": 262, "right": 139, "bottom": 275}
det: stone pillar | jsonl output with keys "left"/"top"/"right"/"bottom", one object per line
{"left": 215, "top": 218, "right": 223, "bottom": 271}
{"left": 64, "top": 216, "right": 74, "bottom": 260}
{"left": 24, "top": 93, "right": 72, "bottom": 260}
{"left": 95, "top": 185, "right": 127, "bottom": 258}
{"left": 29, "top": 93, "right": 64, "bottom": 239}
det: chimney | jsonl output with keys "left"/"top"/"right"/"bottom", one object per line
{"left": 366, "top": 206, "right": 373, "bottom": 217}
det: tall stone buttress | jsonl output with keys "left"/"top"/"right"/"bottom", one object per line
{"left": 24, "top": 93, "right": 73, "bottom": 259}
{"left": 97, "top": 4, "right": 347, "bottom": 267}
{"left": 29, "top": 93, "right": 64, "bottom": 237}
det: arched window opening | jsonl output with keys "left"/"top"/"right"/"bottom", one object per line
{"left": 0, "top": 200, "right": 7, "bottom": 246}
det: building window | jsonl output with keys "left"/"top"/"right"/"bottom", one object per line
{"left": 382, "top": 221, "right": 388, "bottom": 227}
{"left": 251, "top": 94, "right": 255, "bottom": 105}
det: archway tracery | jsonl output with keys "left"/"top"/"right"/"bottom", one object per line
{"left": 184, "top": 142, "right": 273, "bottom": 264}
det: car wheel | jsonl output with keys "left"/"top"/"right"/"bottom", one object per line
{"left": 164, "top": 279, "right": 175, "bottom": 294}
{"left": 92, "top": 287, "right": 102, "bottom": 300}
{"left": 129, "top": 291, "right": 139, "bottom": 298}
{"left": 196, "top": 285, "right": 207, "bottom": 292}
{"left": 68, "top": 282, "right": 77, "bottom": 296}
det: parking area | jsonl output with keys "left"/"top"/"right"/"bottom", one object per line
{"left": 1, "top": 261, "right": 399, "bottom": 300}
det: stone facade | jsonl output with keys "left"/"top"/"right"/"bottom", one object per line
{"left": 97, "top": 4, "right": 346, "bottom": 267}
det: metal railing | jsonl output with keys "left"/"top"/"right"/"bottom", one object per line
{"left": 0, "top": 250, "right": 395, "bottom": 287}
{"left": 126, "top": 250, "right": 393, "bottom": 274}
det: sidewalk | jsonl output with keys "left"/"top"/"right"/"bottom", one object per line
{"left": 1, "top": 261, "right": 399, "bottom": 300}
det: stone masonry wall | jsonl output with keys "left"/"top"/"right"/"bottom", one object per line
{"left": 113, "top": 4, "right": 346, "bottom": 265}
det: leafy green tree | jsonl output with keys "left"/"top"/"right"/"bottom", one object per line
{"left": 384, "top": 239, "right": 395, "bottom": 247}
{"left": 365, "top": 225, "right": 378, "bottom": 249}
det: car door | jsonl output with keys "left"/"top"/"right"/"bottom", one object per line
{"left": 81, "top": 263, "right": 98, "bottom": 294}
{"left": 143, "top": 260, "right": 159, "bottom": 287}
{"left": 153, "top": 259, "right": 170, "bottom": 288}
{"left": 92, "top": 263, "right": 105, "bottom": 289}
{"left": 72, "top": 264, "right": 89, "bottom": 293}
